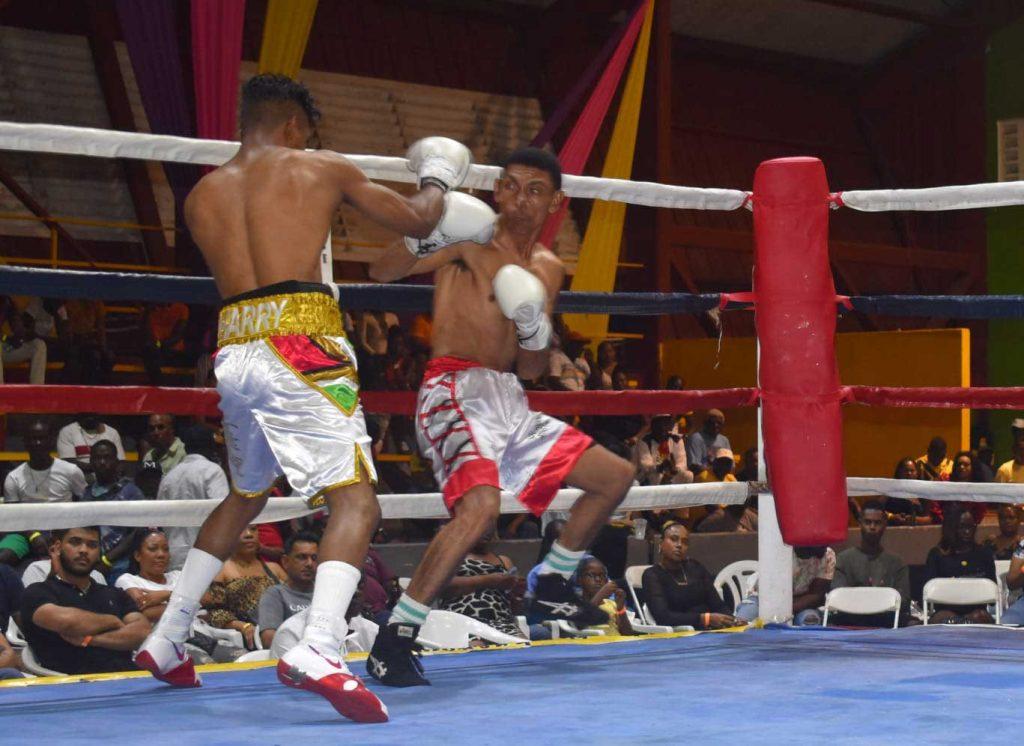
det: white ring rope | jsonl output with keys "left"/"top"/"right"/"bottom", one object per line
{"left": 0, "top": 482, "right": 748, "bottom": 531}
{"left": 839, "top": 182, "right": 1024, "bottom": 212}
{"left": 0, "top": 122, "right": 749, "bottom": 211}
{"left": 847, "top": 477, "right": 1024, "bottom": 504}
{"left": 3, "top": 478, "right": 1020, "bottom": 531}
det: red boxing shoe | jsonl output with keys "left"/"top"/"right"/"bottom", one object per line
{"left": 277, "top": 642, "right": 389, "bottom": 723}
{"left": 134, "top": 634, "right": 201, "bottom": 688}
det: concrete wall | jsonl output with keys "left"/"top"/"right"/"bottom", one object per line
{"left": 373, "top": 524, "right": 1002, "bottom": 583}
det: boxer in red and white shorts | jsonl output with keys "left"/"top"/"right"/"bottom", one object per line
{"left": 416, "top": 356, "right": 592, "bottom": 515}
{"left": 367, "top": 147, "right": 636, "bottom": 689}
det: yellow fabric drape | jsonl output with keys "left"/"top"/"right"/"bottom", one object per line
{"left": 564, "top": 0, "right": 655, "bottom": 342}
{"left": 257, "top": 0, "right": 319, "bottom": 79}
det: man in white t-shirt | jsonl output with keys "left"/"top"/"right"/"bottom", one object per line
{"left": 56, "top": 414, "right": 125, "bottom": 470}
{"left": 3, "top": 420, "right": 87, "bottom": 504}
{"left": 156, "top": 426, "right": 230, "bottom": 570}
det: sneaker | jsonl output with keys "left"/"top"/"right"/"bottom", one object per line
{"left": 277, "top": 642, "right": 388, "bottom": 723}
{"left": 366, "top": 622, "right": 430, "bottom": 687}
{"left": 530, "top": 573, "right": 608, "bottom": 628}
{"left": 134, "top": 633, "right": 201, "bottom": 688}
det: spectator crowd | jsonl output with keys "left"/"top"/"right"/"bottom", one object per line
{"left": 2, "top": 300, "right": 1024, "bottom": 678}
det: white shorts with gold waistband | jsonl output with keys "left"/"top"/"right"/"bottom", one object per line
{"left": 214, "top": 283, "right": 376, "bottom": 508}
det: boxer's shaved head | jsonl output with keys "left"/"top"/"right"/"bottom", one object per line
{"left": 240, "top": 73, "right": 320, "bottom": 140}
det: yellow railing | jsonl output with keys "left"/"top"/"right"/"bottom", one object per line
{"left": 0, "top": 212, "right": 181, "bottom": 273}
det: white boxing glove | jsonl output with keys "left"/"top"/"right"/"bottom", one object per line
{"left": 493, "top": 264, "right": 552, "bottom": 351}
{"left": 406, "top": 136, "right": 472, "bottom": 192}
{"left": 405, "top": 191, "right": 495, "bottom": 257}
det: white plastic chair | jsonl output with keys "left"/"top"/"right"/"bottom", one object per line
{"left": 922, "top": 577, "right": 1001, "bottom": 624}
{"left": 623, "top": 565, "right": 697, "bottom": 631}
{"left": 5, "top": 619, "right": 26, "bottom": 648}
{"left": 624, "top": 565, "right": 651, "bottom": 624}
{"left": 236, "top": 649, "right": 273, "bottom": 663}
{"left": 416, "top": 610, "right": 526, "bottom": 650}
{"left": 191, "top": 617, "right": 264, "bottom": 650}
{"left": 822, "top": 587, "right": 902, "bottom": 629}
{"left": 996, "top": 560, "right": 1012, "bottom": 609}
{"left": 20, "top": 644, "right": 64, "bottom": 677}
{"left": 713, "top": 560, "right": 759, "bottom": 612}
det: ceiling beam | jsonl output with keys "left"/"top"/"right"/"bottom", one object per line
{"left": 802, "top": 0, "right": 967, "bottom": 28}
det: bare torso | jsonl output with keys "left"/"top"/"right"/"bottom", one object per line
{"left": 431, "top": 240, "right": 562, "bottom": 371}
{"left": 185, "top": 147, "right": 342, "bottom": 298}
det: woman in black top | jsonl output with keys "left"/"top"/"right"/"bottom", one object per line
{"left": 641, "top": 522, "right": 742, "bottom": 630}
{"left": 924, "top": 504, "right": 996, "bottom": 624}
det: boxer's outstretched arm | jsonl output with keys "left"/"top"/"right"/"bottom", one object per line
{"left": 324, "top": 153, "right": 444, "bottom": 239}
{"left": 369, "top": 241, "right": 461, "bottom": 283}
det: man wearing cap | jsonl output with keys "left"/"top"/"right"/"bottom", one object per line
{"left": 685, "top": 410, "right": 732, "bottom": 479}
{"left": 634, "top": 414, "right": 693, "bottom": 486}
{"left": 996, "top": 438, "right": 1024, "bottom": 485}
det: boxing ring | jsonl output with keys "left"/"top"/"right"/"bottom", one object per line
{"left": 5, "top": 627, "right": 1024, "bottom": 743}
{"left": 2, "top": 122, "right": 1024, "bottom": 739}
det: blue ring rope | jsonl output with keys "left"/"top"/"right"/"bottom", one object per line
{"left": 1, "top": 266, "right": 1022, "bottom": 319}
{"left": 0, "top": 266, "right": 719, "bottom": 315}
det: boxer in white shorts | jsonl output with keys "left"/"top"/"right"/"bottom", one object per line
{"left": 214, "top": 282, "right": 375, "bottom": 506}
{"left": 367, "top": 147, "right": 636, "bottom": 688}
{"left": 134, "top": 73, "right": 492, "bottom": 724}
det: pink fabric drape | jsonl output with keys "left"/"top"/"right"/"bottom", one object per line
{"left": 539, "top": 0, "right": 649, "bottom": 249}
{"left": 191, "top": 0, "right": 246, "bottom": 141}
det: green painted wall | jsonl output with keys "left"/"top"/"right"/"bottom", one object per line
{"left": 987, "top": 16, "right": 1024, "bottom": 459}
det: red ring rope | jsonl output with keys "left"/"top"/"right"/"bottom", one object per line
{"left": 2, "top": 384, "right": 1021, "bottom": 418}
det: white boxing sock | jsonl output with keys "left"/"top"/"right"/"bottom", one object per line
{"left": 158, "top": 548, "right": 223, "bottom": 643}
{"left": 301, "top": 560, "right": 361, "bottom": 652}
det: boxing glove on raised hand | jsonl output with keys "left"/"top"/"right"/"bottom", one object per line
{"left": 493, "top": 264, "right": 552, "bottom": 351}
{"left": 404, "top": 191, "right": 496, "bottom": 257}
{"left": 406, "top": 136, "right": 472, "bottom": 192}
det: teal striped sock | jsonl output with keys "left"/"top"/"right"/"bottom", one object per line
{"left": 539, "top": 541, "right": 585, "bottom": 579}
{"left": 389, "top": 593, "right": 431, "bottom": 627}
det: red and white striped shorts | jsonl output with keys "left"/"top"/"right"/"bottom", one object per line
{"left": 415, "top": 356, "right": 592, "bottom": 515}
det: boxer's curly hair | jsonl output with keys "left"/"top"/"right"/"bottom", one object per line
{"left": 240, "top": 73, "right": 321, "bottom": 134}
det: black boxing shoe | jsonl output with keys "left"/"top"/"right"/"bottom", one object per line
{"left": 366, "top": 622, "right": 430, "bottom": 688}
{"left": 530, "top": 573, "right": 609, "bottom": 628}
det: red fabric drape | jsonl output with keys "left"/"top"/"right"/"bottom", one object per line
{"left": 539, "top": 0, "right": 649, "bottom": 248}
{"left": 191, "top": 0, "right": 246, "bottom": 142}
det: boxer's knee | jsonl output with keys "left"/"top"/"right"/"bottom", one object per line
{"left": 451, "top": 487, "right": 501, "bottom": 536}
{"left": 607, "top": 455, "right": 636, "bottom": 499}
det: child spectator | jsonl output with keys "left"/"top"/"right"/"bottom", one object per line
{"left": 577, "top": 557, "right": 633, "bottom": 636}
